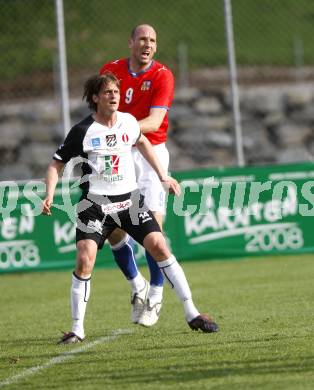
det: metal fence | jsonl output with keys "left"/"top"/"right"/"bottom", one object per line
{"left": 1, "top": 0, "right": 314, "bottom": 180}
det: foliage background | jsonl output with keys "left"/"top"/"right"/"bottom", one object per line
{"left": 2, "top": 0, "right": 314, "bottom": 99}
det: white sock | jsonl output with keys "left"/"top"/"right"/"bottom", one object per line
{"left": 71, "top": 272, "right": 91, "bottom": 339}
{"left": 147, "top": 285, "right": 163, "bottom": 306}
{"left": 157, "top": 256, "right": 200, "bottom": 322}
{"left": 129, "top": 273, "right": 146, "bottom": 294}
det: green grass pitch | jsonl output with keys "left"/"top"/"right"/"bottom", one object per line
{"left": 1, "top": 254, "right": 314, "bottom": 389}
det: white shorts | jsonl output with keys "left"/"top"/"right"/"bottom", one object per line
{"left": 132, "top": 143, "right": 169, "bottom": 215}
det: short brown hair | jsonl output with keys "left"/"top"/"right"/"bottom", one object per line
{"left": 83, "top": 72, "right": 120, "bottom": 111}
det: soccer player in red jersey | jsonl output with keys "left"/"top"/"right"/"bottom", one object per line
{"left": 100, "top": 24, "right": 174, "bottom": 327}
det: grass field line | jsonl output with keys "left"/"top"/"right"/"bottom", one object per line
{"left": 0, "top": 328, "right": 133, "bottom": 388}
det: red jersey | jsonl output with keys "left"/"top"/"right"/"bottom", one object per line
{"left": 99, "top": 58, "right": 174, "bottom": 145}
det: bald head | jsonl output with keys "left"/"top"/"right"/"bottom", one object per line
{"left": 130, "top": 24, "right": 157, "bottom": 39}
{"left": 128, "top": 24, "right": 157, "bottom": 71}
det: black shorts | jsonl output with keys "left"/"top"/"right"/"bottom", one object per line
{"left": 76, "top": 190, "right": 161, "bottom": 249}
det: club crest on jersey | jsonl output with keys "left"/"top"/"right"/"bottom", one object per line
{"left": 106, "top": 134, "right": 117, "bottom": 147}
{"left": 122, "top": 133, "right": 129, "bottom": 143}
{"left": 91, "top": 137, "right": 101, "bottom": 148}
{"left": 141, "top": 80, "right": 151, "bottom": 91}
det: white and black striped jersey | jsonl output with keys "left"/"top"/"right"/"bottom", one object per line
{"left": 53, "top": 112, "right": 141, "bottom": 195}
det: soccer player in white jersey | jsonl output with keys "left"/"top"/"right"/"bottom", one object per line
{"left": 42, "top": 73, "right": 219, "bottom": 344}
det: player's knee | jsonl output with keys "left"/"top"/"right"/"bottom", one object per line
{"left": 76, "top": 255, "right": 93, "bottom": 275}
{"left": 108, "top": 228, "right": 127, "bottom": 246}
{"left": 144, "top": 233, "right": 170, "bottom": 259}
{"left": 76, "top": 240, "right": 96, "bottom": 275}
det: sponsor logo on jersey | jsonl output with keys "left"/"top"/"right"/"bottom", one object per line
{"left": 141, "top": 80, "right": 151, "bottom": 91}
{"left": 103, "top": 175, "right": 123, "bottom": 182}
{"left": 106, "top": 134, "right": 117, "bottom": 147}
{"left": 91, "top": 137, "right": 101, "bottom": 148}
{"left": 87, "top": 219, "right": 102, "bottom": 234}
{"left": 101, "top": 199, "right": 132, "bottom": 214}
{"left": 103, "top": 155, "right": 120, "bottom": 175}
{"left": 122, "top": 133, "right": 129, "bottom": 143}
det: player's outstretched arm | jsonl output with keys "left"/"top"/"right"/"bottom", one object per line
{"left": 135, "top": 134, "right": 180, "bottom": 196}
{"left": 42, "top": 160, "right": 65, "bottom": 215}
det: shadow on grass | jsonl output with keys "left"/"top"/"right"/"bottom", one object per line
{"left": 10, "top": 354, "right": 314, "bottom": 389}
{"left": 2, "top": 329, "right": 314, "bottom": 389}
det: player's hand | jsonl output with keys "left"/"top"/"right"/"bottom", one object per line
{"left": 42, "top": 197, "right": 53, "bottom": 216}
{"left": 161, "top": 176, "right": 181, "bottom": 196}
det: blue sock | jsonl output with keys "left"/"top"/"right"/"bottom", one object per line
{"left": 145, "top": 250, "right": 164, "bottom": 287}
{"left": 111, "top": 236, "right": 138, "bottom": 280}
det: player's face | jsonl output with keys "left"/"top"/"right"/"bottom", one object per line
{"left": 94, "top": 82, "right": 120, "bottom": 114}
{"left": 129, "top": 26, "right": 157, "bottom": 66}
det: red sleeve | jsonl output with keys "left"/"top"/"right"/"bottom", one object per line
{"left": 150, "top": 68, "right": 174, "bottom": 109}
{"left": 99, "top": 62, "right": 113, "bottom": 75}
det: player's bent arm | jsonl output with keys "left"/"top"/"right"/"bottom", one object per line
{"left": 138, "top": 107, "right": 167, "bottom": 134}
{"left": 135, "top": 134, "right": 180, "bottom": 196}
{"left": 42, "top": 160, "right": 65, "bottom": 215}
